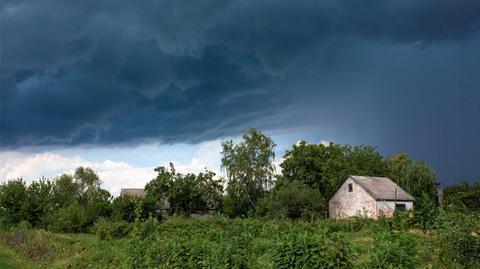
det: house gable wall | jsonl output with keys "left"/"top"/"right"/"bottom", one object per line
{"left": 328, "top": 177, "right": 376, "bottom": 219}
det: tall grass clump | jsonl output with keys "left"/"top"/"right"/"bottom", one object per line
{"left": 368, "top": 229, "right": 418, "bottom": 269}
{"left": 272, "top": 232, "right": 353, "bottom": 268}
{"left": 437, "top": 212, "right": 480, "bottom": 268}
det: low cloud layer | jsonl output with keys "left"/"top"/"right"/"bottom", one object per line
{"left": 1, "top": 0, "right": 480, "bottom": 183}
{"left": 0, "top": 140, "right": 224, "bottom": 195}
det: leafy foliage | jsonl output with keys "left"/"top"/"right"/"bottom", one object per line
{"left": 42, "top": 203, "right": 89, "bottom": 233}
{"left": 386, "top": 153, "right": 438, "bottom": 199}
{"left": 437, "top": 212, "right": 480, "bottom": 268}
{"left": 0, "top": 179, "right": 28, "bottom": 226}
{"left": 443, "top": 181, "right": 480, "bottom": 211}
{"left": 273, "top": 232, "right": 353, "bottom": 268}
{"left": 280, "top": 142, "right": 388, "bottom": 200}
{"left": 145, "top": 163, "right": 223, "bottom": 216}
{"left": 221, "top": 128, "right": 276, "bottom": 217}
{"left": 368, "top": 230, "right": 418, "bottom": 269}
{"left": 111, "top": 195, "right": 158, "bottom": 222}
{"left": 0, "top": 167, "right": 112, "bottom": 232}
{"left": 91, "top": 217, "right": 132, "bottom": 240}
{"left": 1, "top": 213, "right": 477, "bottom": 268}
{"left": 257, "top": 180, "right": 325, "bottom": 220}
{"left": 413, "top": 193, "right": 439, "bottom": 231}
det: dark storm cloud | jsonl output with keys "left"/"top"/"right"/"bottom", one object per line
{"left": 1, "top": 0, "right": 480, "bottom": 165}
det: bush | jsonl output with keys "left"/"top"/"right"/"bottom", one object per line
{"left": 413, "top": 193, "right": 439, "bottom": 230}
{"left": 91, "top": 218, "right": 132, "bottom": 240}
{"left": 438, "top": 212, "right": 480, "bottom": 268}
{"left": 368, "top": 230, "right": 418, "bottom": 269}
{"left": 1, "top": 227, "right": 59, "bottom": 264}
{"left": 0, "top": 179, "right": 28, "bottom": 227}
{"left": 42, "top": 203, "right": 89, "bottom": 233}
{"left": 257, "top": 181, "right": 326, "bottom": 221}
{"left": 272, "top": 232, "right": 352, "bottom": 268}
{"left": 390, "top": 211, "right": 412, "bottom": 231}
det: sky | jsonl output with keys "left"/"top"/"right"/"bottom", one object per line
{"left": 1, "top": 0, "right": 480, "bottom": 195}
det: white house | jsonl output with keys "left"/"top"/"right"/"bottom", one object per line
{"left": 329, "top": 176, "right": 415, "bottom": 219}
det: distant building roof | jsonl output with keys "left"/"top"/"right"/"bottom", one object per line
{"left": 120, "top": 188, "right": 145, "bottom": 198}
{"left": 350, "top": 176, "right": 415, "bottom": 201}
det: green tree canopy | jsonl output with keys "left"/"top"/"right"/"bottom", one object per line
{"left": 257, "top": 180, "right": 325, "bottom": 220}
{"left": 386, "top": 153, "right": 438, "bottom": 199}
{"left": 221, "top": 128, "right": 276, "bottom": 217}
{"left": 0, "top": 179, "right": 28, "bottom": 226}
{"left": 52, "top": 174, "right": 79, "bottom": 208}
{"left": 24, "top": 178, "right": 55, "bottom": 226}
{"left": 443, "top": 181, "right": 480, "bottom": 211}
{"left": 145, "top": 163, "right": 223, "bottom": 216}
{"left": 280, "top": 142, "right": 388, "bottom": 199}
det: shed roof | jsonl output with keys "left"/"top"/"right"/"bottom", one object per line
{"left": 120, "top": 188, "right": 145, "bottom": 198}
{"left": 350, "top": 176, "right": 415, "bottom": 201}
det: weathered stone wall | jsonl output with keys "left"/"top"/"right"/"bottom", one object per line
{"left": 329, "top": 177, "right": 376, "bottom": 219}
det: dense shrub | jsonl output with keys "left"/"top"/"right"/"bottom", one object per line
{"left": 42, "top": 203, "right": 89, "bottom": 232}
{"left": 390, "top": 211, "right": 412, "bottom": 231}
{"left": 0, "top": 179, "right": 28, "bottom": 226}
{"left": 1, "top": 226, "right": 59, "bottom": 264}
{"left": 257, "top": 180, "right": 326, "bottom": 220}
{"left": 91, "top": 218, "right": 132, "bottom": 240}
{"left": 438, "top": 212, "right": 480, "bottom": 268}
{"left": 3, "top": 214, "right": 477, "bottom": 269}
{"left": 413, "top": 193, "right": 439, "bottom": 230}
{"left": 368, "top": 230, "right": 418, "bottom": 269}
{"left": 126, "top": 217, "right": 359, "bottom": 269}
{"left": 443, "top": 181, "right": 480, "bottom": 212}
{"left": 272, "top": 232, "right": 352, "bottom": 268}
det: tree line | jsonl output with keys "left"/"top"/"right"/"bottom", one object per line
{"left": 1, "top": 129, "right": 478, "bottom": 231}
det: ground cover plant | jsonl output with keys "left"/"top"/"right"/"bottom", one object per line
{"left": 1, "top": 213, "right": 478, "bottom": 269}
{"left": 1, "top": 130, "right": 479, "bottom": 268}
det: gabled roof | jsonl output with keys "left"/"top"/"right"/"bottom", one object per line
{"left": 120, "top": 188, "right": 145, "bottom": 198}
{"left": 349, "top": 176, "right": 415, "bottom": 201}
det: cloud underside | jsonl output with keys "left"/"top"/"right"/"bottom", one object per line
{"left": 2, "top": 0, "right": 480, "bottom": 147}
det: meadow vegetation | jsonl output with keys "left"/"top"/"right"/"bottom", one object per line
{"left": 1, "top": 129, "right": 479, "bottom": 268}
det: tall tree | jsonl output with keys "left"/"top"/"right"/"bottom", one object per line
{"left": 347, "top": 145, "right": 388, "bottom": 176}
{"left": 0, "top": 179, "right": 28, "bottom": 226}
{"left": 280, "top": 141, "right": 348, "bottom": 198}
{"left": 24, "top": 178, "right": 54, "bottom": 226}
{"left": 221, "top": 128, "right": 276, "bottom": 217}
{"left": 280, "top": 142, "right": 387, "bottom": 199}
{"left": 52, "top": 174, "right": 79, "bottom": 208}
{"left": 387, "top": 153, "right": 438, "bottom": 199}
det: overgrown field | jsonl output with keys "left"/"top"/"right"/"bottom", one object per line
{"left": 1, "top": 212, "right": 479, "bottom": 269}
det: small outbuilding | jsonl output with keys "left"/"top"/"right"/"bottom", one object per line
{"left": 329, "top": 176, "right": 415, "bottom": 219}
{"left": 120, "top": 188, "right": 145, "bottom": 198}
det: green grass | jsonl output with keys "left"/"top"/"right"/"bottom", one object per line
{"left": 0, "top": 241, "right": 39, "bottom": 269}
{"left": 0, "top": 216, "right": 475, "bottom": 268}
{"left": 0, "top": 229, "right": 130, "bottom": 269}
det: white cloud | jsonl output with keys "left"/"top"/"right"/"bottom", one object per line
{"left": 0, "top": 140, "right": 224, "bottom": 196}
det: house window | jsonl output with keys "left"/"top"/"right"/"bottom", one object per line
{"left": 348, "top": 183, "right": 353, "bottom": 192}
{"left": 395, "top": 203, "right": 406, "bottom": 211}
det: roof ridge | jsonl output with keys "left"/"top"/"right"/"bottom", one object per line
{"left": 349, "top": 175, "right": 415, "bottom": 201}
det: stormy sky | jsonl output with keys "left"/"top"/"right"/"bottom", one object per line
{"left": 1, "top": 0, "right": 480, "bottom": 188}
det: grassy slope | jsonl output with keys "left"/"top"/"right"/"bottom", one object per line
{"left": 0, "top": 221, "right": 464, "bottom": 269}
{"left": 2, "top": 231, "right": 439, "bottom": 269}
{"left": 0, "top": 241, "right": 39, "bottom": 269}
{"left": 47, "top": 233, "right": 129, "bottom": 269}
{"left": 0, "top": 231, "right": 129, "bottom": 269}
